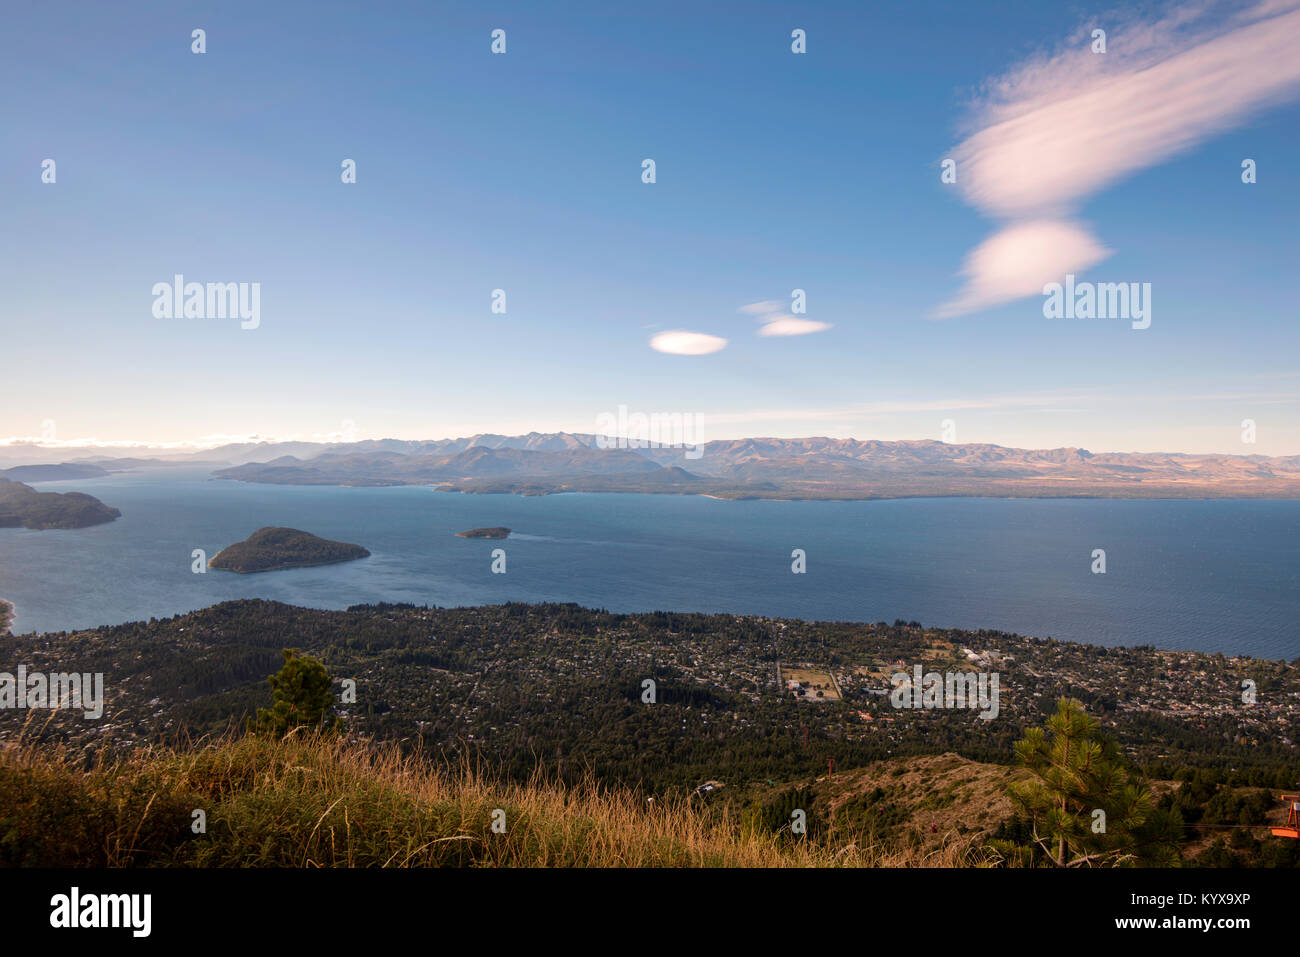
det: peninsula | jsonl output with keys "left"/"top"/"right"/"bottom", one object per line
{"left": 0, "top": 478, "right": 121, "bottom": 530}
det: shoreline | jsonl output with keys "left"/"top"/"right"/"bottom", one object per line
{"left": 0, "top": 598, "right": 13, "bottom": 634}
{"left": 207, "top": 554, "right": 370, "bottom": 574}
{"left": 208, "top": 476, "right": 1300, "bottom": 504}
{"left": 5, "top": 595, "right": 1291, "bottom": 665}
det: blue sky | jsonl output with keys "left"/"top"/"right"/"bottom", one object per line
{"left": 3, "top": 0, "right": 1298, "bottom": 455}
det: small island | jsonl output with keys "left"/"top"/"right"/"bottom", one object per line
{"left": 456, "top": 526, "right": 511, "bottom": 539}
{"left": 208, "top": 527, "right": 370, "bottom": 574}
{"left": 0, "top": 479, "right": 121, "bottom": 530}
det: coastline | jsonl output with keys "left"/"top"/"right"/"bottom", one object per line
{"left": 0, "top": 598, "right": 13, "bottom": 634}
{"left": 207, "top": 554, "right": 370, "bottom": 574}
{"left": 210, "top": 475, "right": 1300, "bottom": 503}
{"left": 6, "top": 595, "right": 1293, "bottom": 666}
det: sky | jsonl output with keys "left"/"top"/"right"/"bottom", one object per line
{"left": 3, "top": 0, "right": 1299, "bottom": 456}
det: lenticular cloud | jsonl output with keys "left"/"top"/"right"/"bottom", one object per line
{"left": 649, "top": 330, "right": 728, "bottom": 355}
{"left": 936, "top": 0, "right": 1300, "bottom": 318}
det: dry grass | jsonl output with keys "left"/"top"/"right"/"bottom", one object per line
{"left": 0, "top": 730, "right": 991, "bottom": 868}
{"left": 814, "top": 752, "right": 1025, "bottom": 858}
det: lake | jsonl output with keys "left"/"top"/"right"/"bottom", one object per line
{"left": 1, "top": 468, "right": 1296, "bottom": 659}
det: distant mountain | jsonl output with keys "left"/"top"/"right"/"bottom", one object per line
{"left": 0, "top": 443, "right": 226, "bottom": 468}
{"left": 0, "top": 479, "right": 121, "bottom": 529}
{"left": 210, "top": 434, "right": 1300, "bottom": 500}
{"left": 216, "top": 443, "right": 668, "bottom": 487}
{"left": 183, "top": 431, "right": 599, "bottom": 467}
{"left": 72, "top": 456, "right": 229, "bottom": 469}
{"left": 208, "top": 527, "right": 370, "bottom": 573}
{"left": 7, "top": 433, "right": 1299, "bottom": 499}
{"left": 0, "top": 463, "right": 111, "bottom": 482}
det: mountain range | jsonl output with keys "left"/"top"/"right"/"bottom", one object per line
{"left": 6, "top": 432, "right": 1293, "bottom": 500}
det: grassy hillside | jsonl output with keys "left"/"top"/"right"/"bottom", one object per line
{"left": 0, "top": 730, "right": 985, "bottom": 867}
{"left": 6, "top": 728, "right": 1297, "bottom": 867}
{"left": 806, "top": 753, "right": 1028, "bottom": 853}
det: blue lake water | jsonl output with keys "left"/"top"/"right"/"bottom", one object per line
{"left": 0, "top": 468, "right": 1296, "bottom": 659}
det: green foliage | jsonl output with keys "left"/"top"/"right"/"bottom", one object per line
{"left": 1202, "top": 788, "right": 1273, "bottom": 827}
{"left": 0, "top": 750, "right": 196, "bottom": 866}
{"left": 741, "top": 784, "right": 823, "bottom": 842}
{"left": 248, "top": 649, "right": 340, "bottom": 738}
{"left": 834, "top": 785, "right": 911, "bottom": 843}
{"left": 1194, "top": 833, "right": 1300, "bottom": 868}
{"left": 992, "top": 698, "right": 1181, "bottom": 867}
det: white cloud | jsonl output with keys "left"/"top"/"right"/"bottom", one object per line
{"left": 649, "top": 330, "right": 728, "bottom": 355}
{"left": 935, "top": 220, "right": 1111, "bottom": 318}
{"left": 756, "top": 316, "right": 835, "bottom": 336}
{"left": 738, "top": 300, "right": 786, "bottom": 316}
{"left": 740, "top": 301, "right": 833, "bottom": 337}
{"left": 939, "top": 0, "right": 1300, "bottom": 316}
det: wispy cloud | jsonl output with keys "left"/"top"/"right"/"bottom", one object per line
{"left": 700, "top": 392, "right": 1102, "bottom": 426}
{"left": 698, "top": 385, "right": 1300, "bottom": 427}
{"left": 739, "top": 300, "right": 833, "bottom": 337}
{"left": 0, "top": 431, "right": 361, "bottom": 451}
{"left": 937, "top": 0, "right": 1300, "bottom": 317}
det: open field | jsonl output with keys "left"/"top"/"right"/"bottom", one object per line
{"left": 781, "top": 665, "right": 842, "bottom": 701}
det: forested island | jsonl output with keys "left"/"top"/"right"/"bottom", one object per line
{"left": 208, "top": 527, "right": 370, "bottom": 573}
{"left": 456, "top": 527, "right": 511, "bottom": 539}
{"left": 0, "top": 478, "right": 121, "bottom": 529}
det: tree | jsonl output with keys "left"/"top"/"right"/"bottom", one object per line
{"left": 993, "top": 698, "right": 1181, "bottom": 867}
{"left": 248, "top": 648, "right": 339, "bottom": 737}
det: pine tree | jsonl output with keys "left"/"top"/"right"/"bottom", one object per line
{"left": 993, "top": 697, "right": 1180, "bottom": 867}
{"left": 248, "top": 648, "right": 340, "bottom": 737}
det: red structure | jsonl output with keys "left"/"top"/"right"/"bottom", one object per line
{"left": 1271, "top": 795, "right": 1300, "bottom": 839}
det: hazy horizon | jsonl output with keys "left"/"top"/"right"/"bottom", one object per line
{"left": 2, "top": 426, "right": 1299, "bottom": 462}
